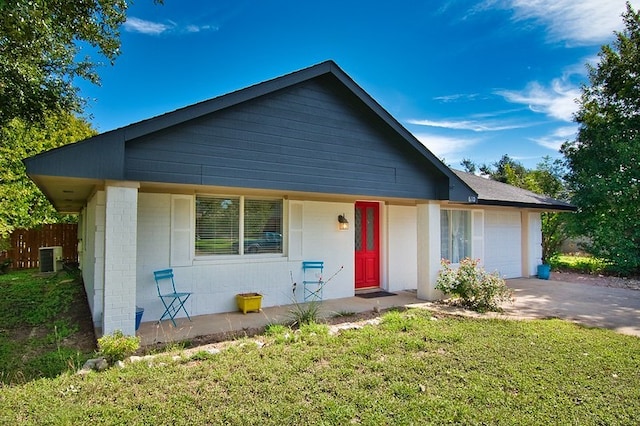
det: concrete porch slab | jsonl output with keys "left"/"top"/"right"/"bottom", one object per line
{"left": 136, "top": 290, "right": 425, "bottom": 347}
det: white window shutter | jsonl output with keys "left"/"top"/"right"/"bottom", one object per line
{"left": 171, "top": 195, "right": 194, "bottom": 267}
{"left": 289, "top": 201, "right": 303, "bottom": 260}
{"left": 472, "top": 210, "right": 484, "bottom": 264}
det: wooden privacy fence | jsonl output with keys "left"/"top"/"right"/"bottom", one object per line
{"left": 0, "top": 224, "right": 78, "bottom": 269}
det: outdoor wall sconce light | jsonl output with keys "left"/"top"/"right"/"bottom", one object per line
{"left": 338, "top": 214, "right": 349, "bottom": 230}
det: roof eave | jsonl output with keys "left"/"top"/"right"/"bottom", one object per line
{"left": 475, "top": 199, "right": 577, "bottom": 211}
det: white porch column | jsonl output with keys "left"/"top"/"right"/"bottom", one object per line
{"left": 102, "top": 182, "right": 139, "bottom": 336}
{"left": 416, "top": 202, "right": 442, "bottom": 300}
{"left": 521, "top": 210, "right": 530, "bottom": 277}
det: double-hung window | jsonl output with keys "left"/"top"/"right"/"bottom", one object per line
{"left": 441, "top": 209, "right": 471, "bottom": 263}
{"left": 195, "top": 196, "right": 283, "bottom": 256}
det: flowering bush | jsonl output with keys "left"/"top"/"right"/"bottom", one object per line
{"left": 436, "top": 258, "right": 512, "bottom": 312}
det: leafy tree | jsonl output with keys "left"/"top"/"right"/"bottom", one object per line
{"left": 0, "top": 114, "right": 96, "bottom": 237}
{"left": 528, "top": 157, "right": 571, "bottom": 263}
{"left": 561, "top": 3, "right": 640, "bottom": 275}
{"left": 0, "top": 1, "right": 161, "bottom": 126}
{"left": 460, "top": 158, "right": 477, "bottom": 174}
{"left": 479, "top": 154, "right": 528, "bottom": 187}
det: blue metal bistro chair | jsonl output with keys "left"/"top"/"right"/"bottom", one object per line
{"left": 153, "top": 269, "right": 192, "bottom": 327}
{"left": 302, "top": 261, "right": 324, "bottom": 301}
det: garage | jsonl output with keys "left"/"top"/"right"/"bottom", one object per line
{"left": 484, "top": 210, "right": 522, "bottom": 278}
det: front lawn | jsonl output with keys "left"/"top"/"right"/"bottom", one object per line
{"left": 0, "top": 269, "right": 96, "bottom": 384}
{"left": 1, "top": 309, "right": 638, "bottom": 425}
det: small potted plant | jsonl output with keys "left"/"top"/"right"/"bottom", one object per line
{"left": 236, "top": 293, "right": 263, "bottom": 314}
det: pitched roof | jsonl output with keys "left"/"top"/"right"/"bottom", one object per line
{"left": 24, "top": 60, "right": 476, "bottom": 212}
{"left": 452, "top": 170, "right": 576, "bottom": 211}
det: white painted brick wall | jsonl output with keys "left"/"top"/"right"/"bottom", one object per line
{"left": 417, "top": 202, "right": 442, "bottom": 301}
{"left": 102, "top": 185, "right": 138, "bottom": 335}
{"left": 81, "top": 191, "right": 105, "bottom": 328}
{"left": 134, "top": 196, "right": 355, "bottom": 322}
{"left": 136, "top": 193, "right": 172, "bottom": 322}
{"left": 388, "top": 205, "right": 418, "bottom": 292}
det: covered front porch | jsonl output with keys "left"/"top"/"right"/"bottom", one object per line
{"left": 135, "top": 290, "right": 424, "bottom": 347}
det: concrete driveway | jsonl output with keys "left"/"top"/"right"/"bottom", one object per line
{"left": 500, "top": 278, "right": 640, "bottom": 337}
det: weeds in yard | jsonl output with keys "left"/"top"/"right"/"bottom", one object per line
{"left": 97, "top": 330, "right": 140, "bottom": 364}
{"left": 0, "top": 269, "right": 95, "bottom": 384}
{"left": 189, "top": 350, "right": 218, "bottom": 361}
{"left": 287, "top": 299, "right": 323, "bottom": 327}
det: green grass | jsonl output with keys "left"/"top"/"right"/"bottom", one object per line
{"left": 0, "top": 269, "right": 94, "bottom": 384}
{"left": 551, "top": 254, "right": 610, "bottom": 274}
{"left": 1, "top": 308, "right": 639, "bottom": 425}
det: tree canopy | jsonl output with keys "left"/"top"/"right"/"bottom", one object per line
{"left": 478, "top": 154, "right": 528, "bottom": 187}
{"left": 561, "top": 3, "right": 640, "bottom": 275}
{"left": 0, "top": 114, "right": 96, "bottom": 237}
{"left": 0, "top": 0, "right": 128, "bottom": 126}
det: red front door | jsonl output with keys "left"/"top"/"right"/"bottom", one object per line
{"left": 355, "top": 201, "right": 380, "bottom": 289}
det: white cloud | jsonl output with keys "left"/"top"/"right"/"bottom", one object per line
{"left": 123, "top": 17, "right": 172, "bottom": 35}
{"left": 433, "top": 93, "right": 480, "bottom": 102}
{"left": 413, "top": 133, "right": 480, "bottom": 158}
{"left": 186, "top": 24, "right": 219, "bottom": 33}
{"left": 124, "top": 17, "right": 219, "bottom": 35}
{"left": 407, "top": 118, "right": 530, "bottom": 132}
{"left": 488, "top": 0, "right": 639, "bottom": 45}
{"left": 496, "top": 76, "right": 581, "bottom": 122}
{"left": 531, "top": 125, "right": 577, "bottom": 151}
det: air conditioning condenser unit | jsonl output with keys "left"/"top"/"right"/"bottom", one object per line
{"left": 39, "top": 246, "right": 63, "bottom": 273}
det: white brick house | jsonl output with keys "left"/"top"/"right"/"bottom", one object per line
{"left": 25, "top": 61, "right": 573, "bottom": 336}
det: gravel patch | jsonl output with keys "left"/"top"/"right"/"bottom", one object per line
{"left": 551, "top": 271, "right": 640, "bottom": 291}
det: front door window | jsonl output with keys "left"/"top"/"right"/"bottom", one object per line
{"left": 355, "top": 201, "right": 379, "bottom": 289}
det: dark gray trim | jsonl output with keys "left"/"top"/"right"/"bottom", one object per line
{"left": 475, "top": 200, "right": 577, "bottom": 211}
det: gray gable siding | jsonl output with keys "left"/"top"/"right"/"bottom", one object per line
{"left": 125, "top": 75, "right": 449, "bottom": 199}
{"left": 23, "top": 132, "right": 125, "bottom": 180}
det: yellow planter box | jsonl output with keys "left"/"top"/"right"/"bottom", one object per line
{"left": 236, "top": 293, "right": 263, "bottom": 314}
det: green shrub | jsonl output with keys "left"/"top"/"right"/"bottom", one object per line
{"left": 436, "top": 258, "right": 512, "bottom": 312}
{"left": 0, "top": 258, "right": 11, "bottom": 274}
{"left": 97, "top": 330, "right": 140, "bottom": 363}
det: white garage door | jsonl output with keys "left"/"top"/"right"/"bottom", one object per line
{"left": 484, "top": 211, "right": 522, "bottom": 278}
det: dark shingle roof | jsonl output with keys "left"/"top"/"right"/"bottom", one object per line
{"left": 452, "top": 170, "right": 576, "bottom": 211}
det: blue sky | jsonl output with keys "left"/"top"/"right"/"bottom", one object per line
{"left": 77, "top": 0, "right": 637, "bottom": 169}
